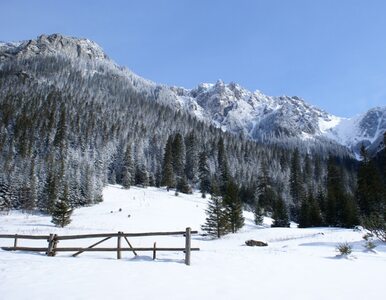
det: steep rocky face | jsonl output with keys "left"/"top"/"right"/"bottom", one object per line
{"left": 1, "top": 33, "right": 385, "bottom": 157}
{"left": 185, "top": 80, "right": 333, "bottom": 139}
{"left": 0, "top": 34, "right": 107, "bottom": 61}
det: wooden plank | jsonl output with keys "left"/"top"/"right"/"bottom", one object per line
{"left": 185, "top": 227, "right": 191, "bottom": 265}
{"left": 153, "top": 242, "right": 156, "bottom": 260}
{"left": 72, "top": 236, "right": 112, "bottom": 257}
{"left": 123, "top": 236, "right": 137, "bottom": 256}
{"left": 13, "top": 235, "right": 18, "bottom": 249}
{"left": 2, "top": 247, "right": 48, "bottom": 252}
{"left": 2, "top": 247, "right": 200, "bottom": 252}
{"left": 55, "top": 231, "right": 198, "bottom": 240}
{"left": 0, "top": 231, "right": 198, "bottom": 241}
{"left": 0, "top": 234, "right": 50, "bottom": 240}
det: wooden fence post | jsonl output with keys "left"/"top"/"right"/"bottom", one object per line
{"left": 47, "top": 234, "right": 55, "bottom": 256}
{"left": 13, "top": 234, "right": 18, "bottom": 250}
{"left": 52, "top": 234, "right": 58, "bottom": 256}
{"left": 153, "top": 242, "right": 157, "bottom": 260}
{"left": 185, "top": 227, "right": 191, "bottom": 266}
{"left": 117, "top": 231, "right": 122, "bottom": 259}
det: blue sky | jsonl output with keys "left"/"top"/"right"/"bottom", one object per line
{"left": 1, "top": 0, "right": 385, "bottom": 117}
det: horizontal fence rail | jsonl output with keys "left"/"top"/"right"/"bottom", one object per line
{"left": 0, "top": 228, "right": 200, "bottom": 265}
{"left": 0, "top": 231, "right": 198, "bottom": 240}
{"left": 1, "top": 247, "right": 200, "bottom": 252}
{"left": 0, "top": 234, "right": 50, "bottom": 240}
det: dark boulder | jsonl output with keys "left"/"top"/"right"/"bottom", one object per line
{"left": 245, "top": 240, "right": 268, "bottom": 247}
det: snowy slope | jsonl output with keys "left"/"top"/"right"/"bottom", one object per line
{"left": 324, "top": 107, "right": 386, "bottom": 155}
{"left": 0, "top": 186, "right": 385, "bottom": 300}
{"left": 1, "top": 34, "right": 385, "bottom": 156}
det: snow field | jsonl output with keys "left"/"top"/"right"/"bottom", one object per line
{"left": 0, "top": 185, "right": 385, "bottom": 300}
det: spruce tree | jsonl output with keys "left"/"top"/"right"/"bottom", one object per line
{"left": 223, "top": 180, "right": 244, "bottom": 233}
{"left": 256, "top": 160, "right": 275, "bottom": 211}
{"left": 340, "top": 196, "right": 359, "bottom": 228}
{"left": 303, "top": 154, "right": 313, "bottom": 187}
{"left": 44, "top": 169, "right": 57, "bottom": 213}
{"left": 357, "top": 145, "right": 383, "bottom": 216}
{"left": 217, "top": 137, "right": 230, "bottom": 193}
{"left": 184, "top": 131, "right": 198, "bottom": 182}
{"left": 198, "top": 151, "right": 211, "bottom": 198}
{"left": 298, "top": 197, "right": 310, "bottom": 228}
{"left": 28, "top": 159, "right": 38, "bottom": 211}
{"left": 309, "top": 193, "right": 322, "bottom": 227}
{"left": 80, "top": 164, "right": 95, "bottom": 206}
{"left": 161, "top": 136, "right": 175, "bottom": 188}
{"left": 176, "top": 175, "right": 191, "bottom": 194}
{"left": 172, "top": 133, "right": 185, "bottom": 178}
{"left": 298, "top": 193, "right": 322, "bottom": 228}
{"left": 53, "top": 103, "right": 67, "bottom": 151}
{"left": 316, "top": 187, "right": 326, "bottom": 223}
{"left": 289, "top": 148, "right": 304, "bottom": 216}
{"left": 201, "top": 181, "right": 229, "bottom": 238}
{"left": 121, "top": 145, "right": 134, "bottom": 189}
{"left": 135, "top": 163, "right": 149, "bottom": 187}
{"left": 19, "top": 185, "right": 32, "bottom": 212}
{"left": 51, "top": 185, "right": 72, "bottom": 227}
{"left": 0, "top": 179, "right": 12, "bottom": 211}
{"left": 326, "top": 156, "right": 340, "bottom": 226}
{"left": 272, "top": 196, "right": 290, "bottom": 227}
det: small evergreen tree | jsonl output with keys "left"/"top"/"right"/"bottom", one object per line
{"left": 176, "top": 175, "right": 191, "bottom": 194}
{"left": 223, "top": 180, "right": 244, "bottom": 233}
{"left": 201, "top": 181, "right": 229, "bottom": 238}
{"left": 51, "top": 186, "right": 72, "bottom": 227}
{"left": 135, "top": 164, "right": 149, "bottom": 187}
{"left": 272, "top": 196, "right": 290, "bottom": 227}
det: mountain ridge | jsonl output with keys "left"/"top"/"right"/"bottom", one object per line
{"left": 1, "top": 33, "right": 384, "bottom": 156}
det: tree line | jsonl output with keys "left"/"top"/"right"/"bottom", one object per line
{"left": 1, "top": 51, "right": 383, "bottom": 234}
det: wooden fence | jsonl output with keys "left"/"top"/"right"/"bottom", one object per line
{"left": 0, "top": 228, "right": 200, "bottom": 265}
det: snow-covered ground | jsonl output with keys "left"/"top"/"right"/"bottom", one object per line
{"left": 0, "top": 185, "right": 385, "bottom": 300}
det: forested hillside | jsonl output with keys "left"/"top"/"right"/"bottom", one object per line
{"left": 0, "top": 34, "right": 384, "bottom": 228}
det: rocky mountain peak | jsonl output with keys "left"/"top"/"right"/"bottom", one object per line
{"left": 0, "top": 33, "right": 108, "bottom": 61}
{"left": 1, "top": 34, "right": 384, "bottom": 157}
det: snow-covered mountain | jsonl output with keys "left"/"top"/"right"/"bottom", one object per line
{"left": 1, "top": 34, "right": 385, "bottom": 156}
{"left": 323, "top": 107, "right": 386, "bottom": 155}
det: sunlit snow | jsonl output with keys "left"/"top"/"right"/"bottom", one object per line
{"left": 0, "top": 185, "right": 384, "bottom": 300}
